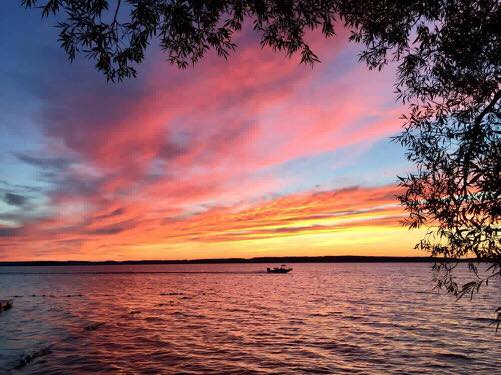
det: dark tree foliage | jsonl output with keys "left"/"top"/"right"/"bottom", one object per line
{"left": 22, "top": 0, "right": 338, "bottom": 81}
{"left": 23, "top": 1, "right": 500, "bottom": 325}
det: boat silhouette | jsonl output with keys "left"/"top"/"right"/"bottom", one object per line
{"left": 266, "top": 265, "right": 292, "bottom": 273}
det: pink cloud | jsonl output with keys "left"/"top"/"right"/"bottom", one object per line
{"left": 2, "top": 28, "right": 409, "bottom": 260}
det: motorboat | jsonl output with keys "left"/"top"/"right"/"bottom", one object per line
{"left": 266, "top": 265, "right": 292, "bottom": 273}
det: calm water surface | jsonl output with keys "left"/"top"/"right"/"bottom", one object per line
{"left": 0, "top": 263, "right": 499, "bottom": 374}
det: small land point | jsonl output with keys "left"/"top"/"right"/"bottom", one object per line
{"left": 0, "top": 299, "right": 13, "bottom": 312}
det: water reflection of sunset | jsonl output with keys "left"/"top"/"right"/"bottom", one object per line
{"left": 1, "top": 263, "right": 498, "bottom": 373}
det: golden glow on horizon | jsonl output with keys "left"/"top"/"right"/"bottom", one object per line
{"left": 1, "top": 185, "right": 426, "bottom": 261}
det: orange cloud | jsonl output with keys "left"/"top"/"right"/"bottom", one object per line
{"left": 0, "top": 185, "right": 424, "bottom": 261}
{"left": 1, "top": 27, "right": 414, "bottom": 261}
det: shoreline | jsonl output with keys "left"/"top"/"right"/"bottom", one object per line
{"left": 0, "top": 256, "right": 479, "bottom": 267}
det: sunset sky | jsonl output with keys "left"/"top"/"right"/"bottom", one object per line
{"left": 0, "top": 4, "right": 426, "bottom": 261}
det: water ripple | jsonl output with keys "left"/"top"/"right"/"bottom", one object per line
{"left": 0, "top": 263, "right": 499, "bottom": 374}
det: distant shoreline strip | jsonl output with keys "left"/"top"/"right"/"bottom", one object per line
{"left": 0, "top": 256, "right": 481, "bottom": 267}
{"left": 0, "top": 271, "right": 268, "bottom": 275}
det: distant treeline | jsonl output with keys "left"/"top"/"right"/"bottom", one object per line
{"left": 0, "top": 256, "right": 479, "bottom": 267}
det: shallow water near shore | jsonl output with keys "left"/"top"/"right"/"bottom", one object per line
{"left": 0, "top": 263, "right": 499, "bottom": 374}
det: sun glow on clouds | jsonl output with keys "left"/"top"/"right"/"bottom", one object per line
{"left": 0, "top": 10, "right": 421, "bottom": 260}
{"left": 1, "top": 184, "right": 424, "bottom": 261}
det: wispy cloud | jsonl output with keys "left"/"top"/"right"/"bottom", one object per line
{"left": 0, "top": 184, "right": 424, "bottom": 260}
{"left": 0, "top": 10, "right": 414, "bottom": 260}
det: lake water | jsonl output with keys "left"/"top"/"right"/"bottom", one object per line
{"left": 0, "top": 263, "right": 499, "bottom": 374}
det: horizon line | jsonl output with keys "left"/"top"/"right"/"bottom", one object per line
{"left": 0, "top": 255, "right": 479, "bottom": 266}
